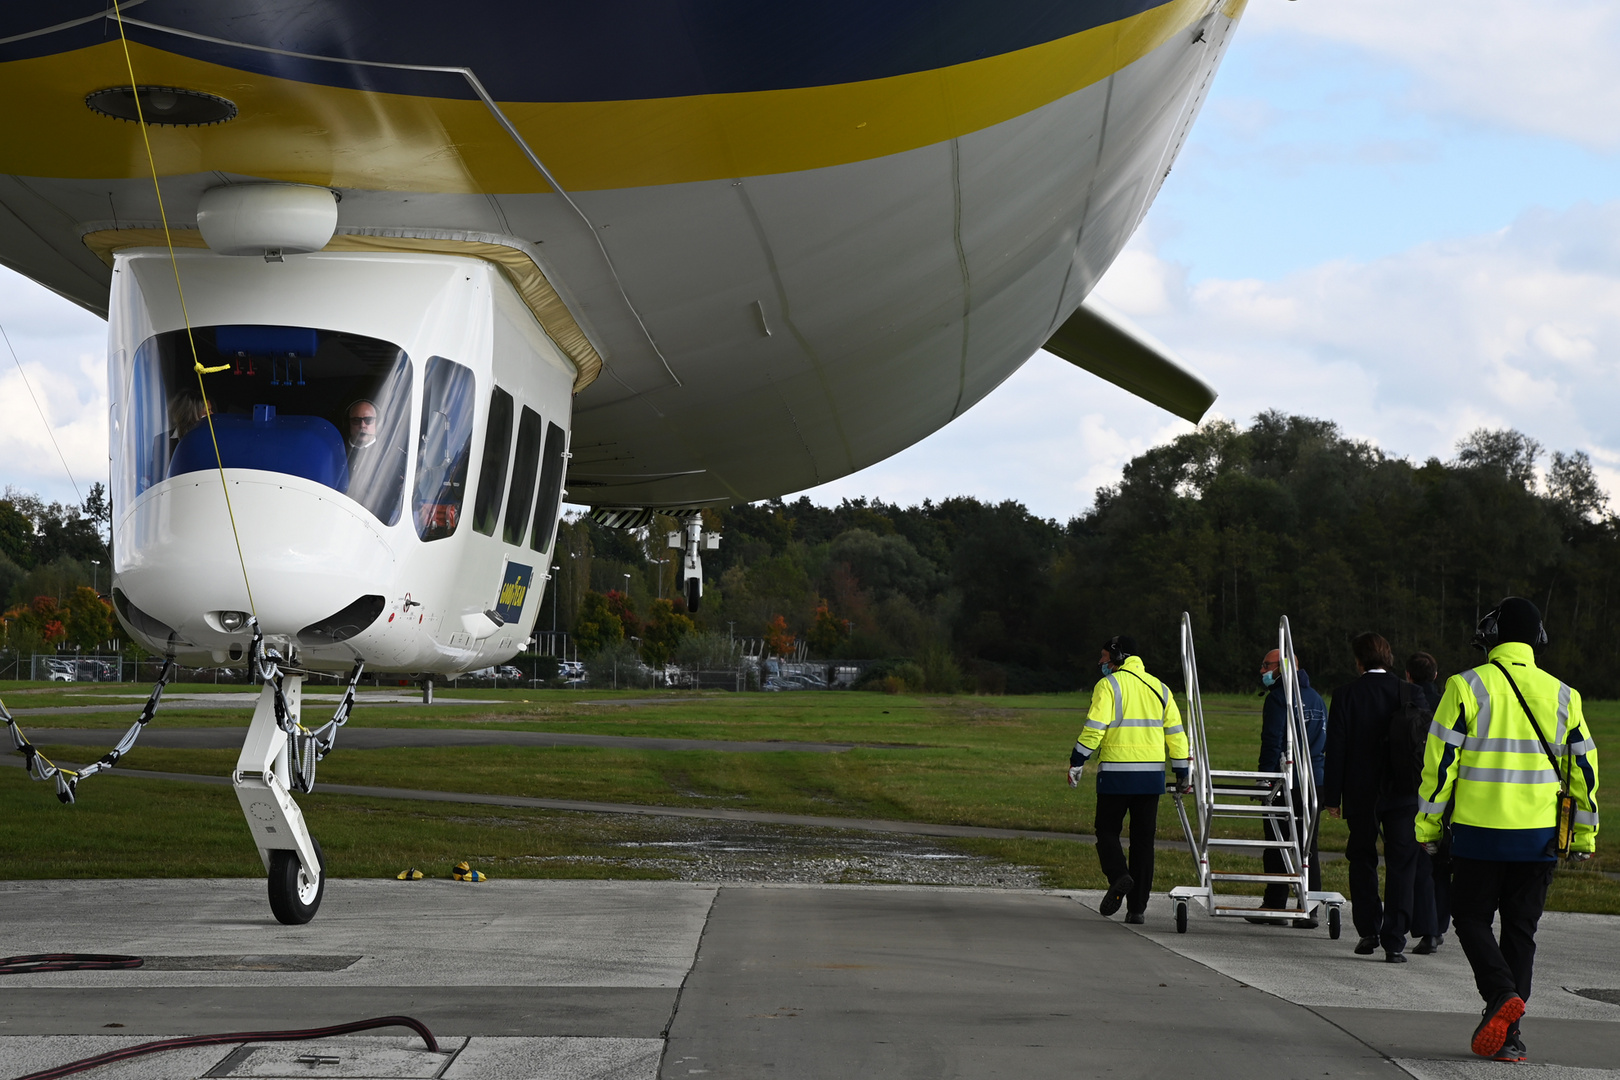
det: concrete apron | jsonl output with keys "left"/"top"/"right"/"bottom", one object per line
{"left": 0, "top": 880, "right": 1613, "bottom": 1079}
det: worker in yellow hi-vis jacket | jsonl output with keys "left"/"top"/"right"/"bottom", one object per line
{"left": 1415, "top": 598, "right": 1599, "bottom": 1064}
{"left": 1067, "top": 635, "right": 1191, "bottom": 925}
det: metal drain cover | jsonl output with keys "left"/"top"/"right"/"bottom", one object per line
{"left": 207, "top": 1041, "right": 452, "bottom": 1078}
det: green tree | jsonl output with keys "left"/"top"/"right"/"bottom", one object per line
{"left": 640, "top": 598, "right": 694, "bottom": 667}
{"left": 572, "top": 590, "right": 624, "bottom": 656}
{"left": 65, "top": 586, "right": 114, "bottom": 650}
{"left": 0, "top": 500, "right": 32, "bottom": 569}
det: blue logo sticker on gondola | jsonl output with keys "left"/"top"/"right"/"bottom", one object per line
{"left": 495, "top": 562, "right": 532, "bottom": 624}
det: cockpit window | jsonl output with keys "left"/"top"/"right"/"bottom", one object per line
{"left": 412, "top": 356, "right": 476, "bottom": 542}
{"left": 122, "top": 326, "right": 412, "bottom": 526}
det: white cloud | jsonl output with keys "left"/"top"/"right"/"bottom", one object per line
{"left": 1092, "top": 199, "right": 1620, "bottom": 491}
{"left": 1246, "top": 0, "right": 1620, "bottom": 150}
{"left": 0, "top": 268, "right": 107, "bottom": 506}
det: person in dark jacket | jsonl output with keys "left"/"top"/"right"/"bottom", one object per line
{"left": 1323, "top": 631, "right": 1417, "bottom": 962}
{"left": 1253, "top": 648, "right": 1328, "bottom": 921}
{"left": 1406, "top": 651, "right": 1449, "bottom": 954}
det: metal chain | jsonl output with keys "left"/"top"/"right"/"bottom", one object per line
{"left": 245, "top": 619, "right": 363, "bottom": 793}
{"left": 2, "top": 658, "right": 175, "bottom": 804}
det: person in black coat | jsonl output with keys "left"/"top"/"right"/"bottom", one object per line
{"left": 1323, "top": 631, "right": 1418, "bottom": 962}
{"left": 1405, "top": 651, "right": 1449, "bottom": 954}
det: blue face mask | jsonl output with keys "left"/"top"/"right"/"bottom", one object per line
{"left": 1100, "top": 662, "right": 1113, "bottom": 676}
{"left": 1261, "top": 670, "right": 1278, "bottom": 688}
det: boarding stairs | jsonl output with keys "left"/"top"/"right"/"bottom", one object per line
{"left": 1168, "top": 613, "right": 1344, "bottom": 935}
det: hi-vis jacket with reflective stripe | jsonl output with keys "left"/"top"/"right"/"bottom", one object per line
{"left": 1416, "top": 642, "right": 1600, "bottom": 860}
{"left": 1075, "top": 656, "right": 1191, "bottom": 795}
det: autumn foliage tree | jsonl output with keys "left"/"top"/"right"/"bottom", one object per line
{"left": 807, "top": 600, "right": 845, "bottom": 655}
{"left": 762, "top": 614, "right": 795, "bottom": 657}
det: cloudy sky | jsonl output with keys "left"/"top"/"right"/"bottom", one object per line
{"left": 805, "top": 0, "right": 1620, "bottom": 519}
{"left": 4, "top": 1, "right": 1618, "bottom": 521}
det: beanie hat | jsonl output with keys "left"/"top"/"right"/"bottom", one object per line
{"left": 1103, "top": 635, "right": 1138, "bottom": 660}
{"left": 1495, "top": 596, "right": 1545, "bottom": 646}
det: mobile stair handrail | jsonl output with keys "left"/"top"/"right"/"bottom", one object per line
{"left": 1168, "top": 613, "right": 1344, "bottom": 935}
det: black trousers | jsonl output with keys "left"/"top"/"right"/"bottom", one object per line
{"left": 1262, "top": 787, "right": 1321, "bottom": 909}
{"left": 1412, "top": 828, "right": 1453, "bottom": 938}
{"left": 1094, "top": 792, "right": 1158, "bottom": 914}
{"left": 1451, "top": 856, "right": 1553, "bottom": 1006}
{"left": 1344, "top": 801, "right": 1419, "bottom": 952}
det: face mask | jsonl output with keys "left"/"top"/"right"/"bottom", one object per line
{"left": 1099, "top": 663, "right": 1113, "bottom": 676}
{"left": 1261, "top": 670, "right": 1278, "bottom": 688}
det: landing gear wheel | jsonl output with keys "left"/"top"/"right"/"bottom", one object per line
{"left": 1328, "top": 905, "right": 1341, "bottom": 940}
{"left": 268, "top": 837, "right": 325, "bottom": 925}
{"left": 684, "top": 577, "right": 700, "bottom": 613}
{"left": 1175, "top": 901, "right": 1188, "bottom": 934}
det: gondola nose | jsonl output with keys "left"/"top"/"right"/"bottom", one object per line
{"left": 113, "top": 470, "right": 397, "bottom": 649}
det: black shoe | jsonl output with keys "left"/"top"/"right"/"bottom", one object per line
{"left": 1292, "top": 917, "right": 1319, "bottom": 930}
{"left": 1124, "top": 910, "right": 1145, "bottom": 925}
{"left": 1471, "top": 992, "right": 1526, "bottom": 1058}
{"left": 1354, "top": 935, "right": 1378, "bottom": 955}
{"left": 1384, "top": 949, "right": 1407, "bottom": 963}
{"left": 1492, "top": 1026, "right": 1527, "bottom": 1063}
{"left": 1412, "top": 934, "right": 1443, "bottom": 955}
{"left": 1099, "top": 874, "right": 1133, "bottom": 918}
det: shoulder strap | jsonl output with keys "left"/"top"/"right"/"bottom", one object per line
{"left": 1119, "top": 668, "right": 1169, "bottom": 717}
{"left": 1489, "top": 660, "right": 1569, "bottom": 792}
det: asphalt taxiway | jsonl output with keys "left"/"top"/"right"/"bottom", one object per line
{"left": 0, "top": 880, "right": 1614, "bottom": 1079}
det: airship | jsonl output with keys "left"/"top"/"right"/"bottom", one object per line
{"left": 0, "top": 1, "right": 1234, "bottom": 920}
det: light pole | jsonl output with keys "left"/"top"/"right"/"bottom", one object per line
{"left": 622, "top": 572, "right": 631, "bottom": 597}
{"left": 90, "top": 560, "right": 101, "bottom": 594}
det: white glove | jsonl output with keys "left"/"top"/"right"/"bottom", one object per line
{"left": 1567, "top": 850, "right": 1592, "bottom": 863}
{"left": 1421, "top": 842, "right": 1439, "bottom": 856}
{"left": 1067, "top": 766, "right": 1084, "bottom": 788}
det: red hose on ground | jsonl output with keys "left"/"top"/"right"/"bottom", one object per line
{"left": 13, "top": 1016, "right": 441, "bottom": 1080}
{"left": 0, "top": 955, "right": 142, "bottom": 975}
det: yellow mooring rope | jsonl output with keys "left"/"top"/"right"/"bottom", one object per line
{"left": 110, "top": 0, "right": 257, "bottom": 618}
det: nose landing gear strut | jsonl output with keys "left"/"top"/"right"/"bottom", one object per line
{"left": 667, "top": 517, "right": 720, "bottom": 612}
{"left": 232, "top": 623, "right": 363, "bottom": 924}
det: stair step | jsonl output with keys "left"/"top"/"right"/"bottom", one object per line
{"left": 1210, "top": 803, "right": 1294, "bottom": 814}
{"left": 1213, "top": 906, "right": 1304, "bottom": 918}
{"left": 1205, "top": 837, "right": 1295, "bottom": 848}
{"left": 1210, "top": 770, "right": 1287, "bottom": 779}
{"left": 1210, "top": 872, "right": 1303, "bottom": 883}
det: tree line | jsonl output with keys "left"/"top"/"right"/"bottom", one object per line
{"left": 556, "top": 412, "right": 1620, "bottom": 696}
{"left": 0, "top": 483, "right": 115, "bottom": 654}
{"left": 9, "top": 412, "right": 1617, "bottom": 697}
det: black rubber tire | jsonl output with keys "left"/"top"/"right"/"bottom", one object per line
{"left": 685, "top": 577, "right": 701, "bottom": 613}
{"left": 268, "top": 837, "right": 325, "bottom": 925}
{"left": 1175, "top": 901, "right": 1188, "bottom": 934}
{"left": 1328, "top": 905, "right": 1341, "bottom": 940}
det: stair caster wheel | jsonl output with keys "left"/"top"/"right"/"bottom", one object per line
{"left": 1175, "top": 901, "right": 1188, "bottom": 934}
{"left": 1327, "top": 905, "right": 1341, "bottom": 940}
{"left": 268, "top": 838, "right": 325, "bottom": 925}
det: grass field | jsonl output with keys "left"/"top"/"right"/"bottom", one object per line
{"left": 2, "top": 680, "right": 1613, "bottom": 912}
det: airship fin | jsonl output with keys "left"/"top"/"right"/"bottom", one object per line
{"left": 1043, "top": 296, "right": 1217, "bottom": 423}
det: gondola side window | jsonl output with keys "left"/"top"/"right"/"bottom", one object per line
{"left": 503, "top": 406, "right": 544, "bottom": 546}
{"left": 413, "top": 356, "right": 477, "bottom": 542}
{"left": 470, "top": 386, "right": 514, "bottom": 537}
{"left": 122, "top": 326, "right": 412, "bottom": 526}
{"left": 530, "top": 421, "right": 568, "bottom": 555}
